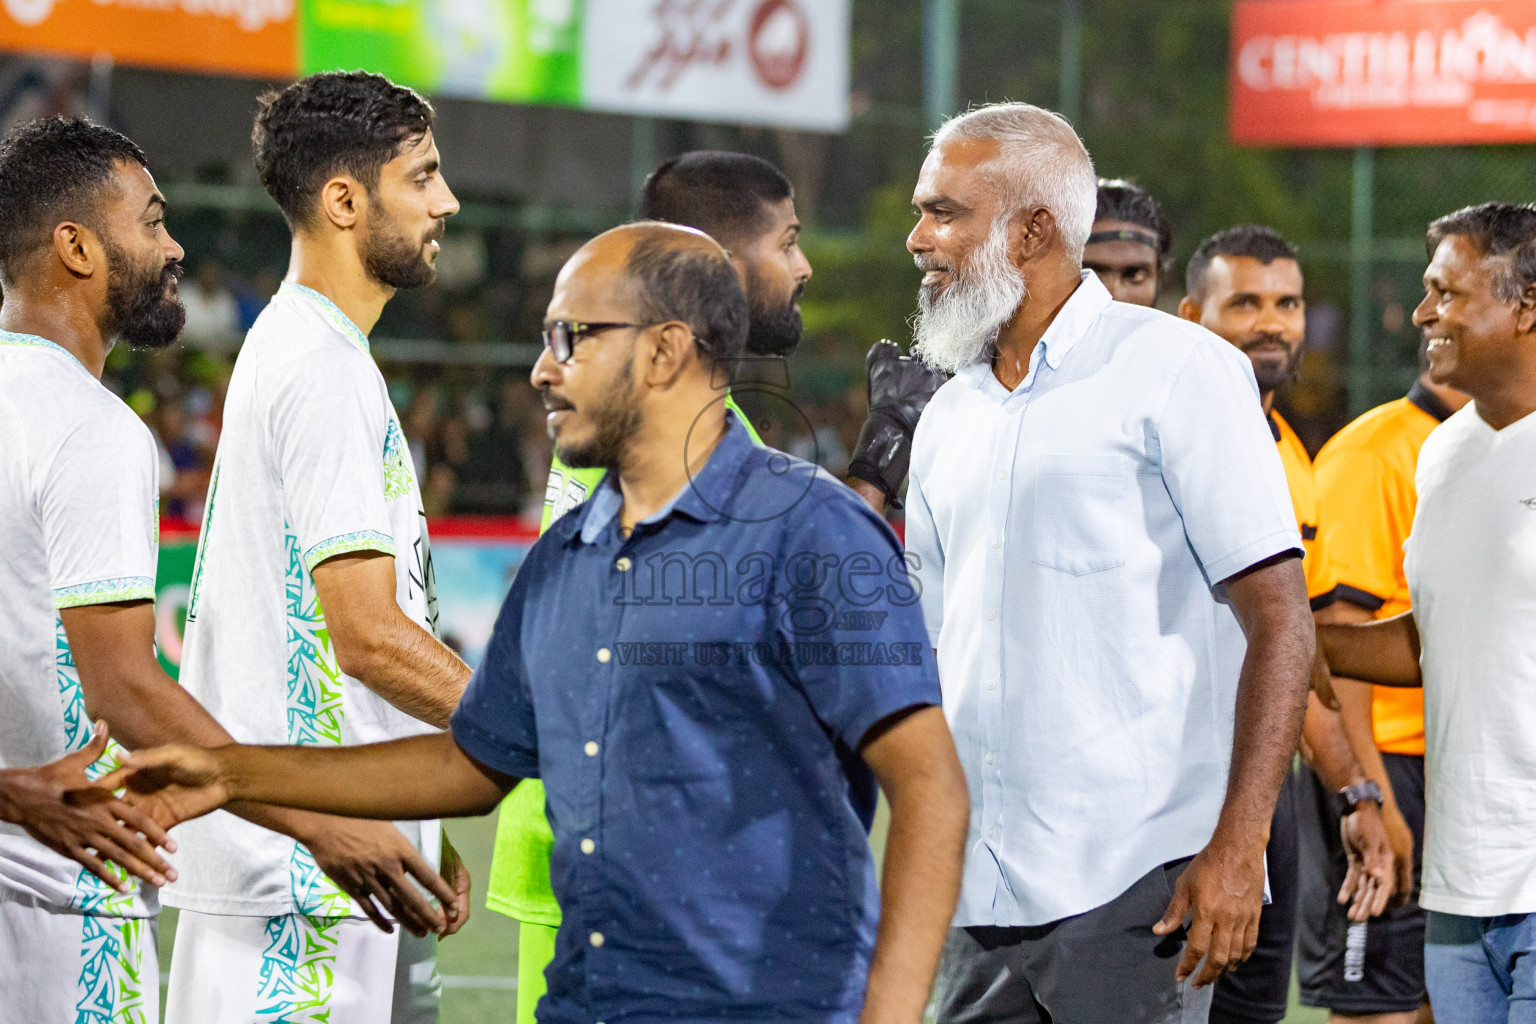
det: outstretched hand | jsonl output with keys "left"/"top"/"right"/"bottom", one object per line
{"left": 96, "top": 743, "right": 233, "bottom": 830}
{"left": 1, "top": 721, "right": 178, "bottom": 891}
{"left": 97, "top": 742, "right": 464, "bottom": 937}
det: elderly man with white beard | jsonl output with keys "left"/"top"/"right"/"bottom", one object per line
{"left": 901, "top": 102, "right": 1317, "bottom": 1023}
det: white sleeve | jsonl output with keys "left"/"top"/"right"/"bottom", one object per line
{"left": 1155, "top": 339, "right": 1302, "bottom": 586}
{"left": 903, "top": 467, "right": 945, "bottom": 648}
{"left": 269, "top": 349, "right": 395, "bottom": 573}
{"left": 44, "top": 414, "right": 158, "bottom": 609}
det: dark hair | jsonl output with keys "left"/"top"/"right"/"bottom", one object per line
{"left": 1185, "top": 224, "right": 1300, "bottom": 303}
{"left": 638, "top": 151, "right": 793, "bottom": 249}
{"left": 625, "top": 225, "right": 749, "bottom": 367}
{"left": 1094, "top": 178, "right": 1172, "bottom": 275}
{"left": 0, "top": 116, "right": 146, "bottom": 283}
{"left": 1426, "top": 202, "right": 1536, "bottom": 303}
{"left": 253, "top": 71, "right": 434, "bottom": 229}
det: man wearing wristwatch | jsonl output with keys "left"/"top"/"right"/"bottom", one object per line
{"left": 1181, "top": 225, "right": 1401, "bottom": 1024}
{"left": 1297, "top": 343, "right": 1466, "bottom": 1024}
{"left": 1318, "top": 203, "right": 1536, "bottom": 1024}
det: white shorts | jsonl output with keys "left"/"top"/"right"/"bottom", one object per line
{"left": 165, "top": 909, "right": 440, "bottom": 1024}
{"left": 0, "top": 889, "right": 159, "bottom": 1024}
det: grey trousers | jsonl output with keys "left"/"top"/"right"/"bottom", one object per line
{"left": 932, "top": 858, "right": 1214, "bottom": 1024}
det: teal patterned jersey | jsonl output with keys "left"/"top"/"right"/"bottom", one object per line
{"left": 165, "top": 283, "right": 442, "bottom": 919}
{"left": 0, "top": 332, "right": 159, "bottom": 918}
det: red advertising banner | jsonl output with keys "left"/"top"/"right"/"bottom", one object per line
{"left": 1231, "top": 0, "right": 1536, "bottom": 147}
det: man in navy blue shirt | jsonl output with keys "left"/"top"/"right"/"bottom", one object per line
{"left": 106, "top": 222, "right": 969, "bottom": 1024}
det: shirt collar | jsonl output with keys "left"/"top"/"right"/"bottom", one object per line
{"left": 0, "top": 330, "right": 91, "bottom": 376}
{"left": 279, "top": 282, "right": 371, "bottom": 354}
{"left": 574, "top": 408, "right": 756, "bottom": 545}
{"left": 954, "top": 270, "right": 1112, "bottom": 389}
{"left": 1407, "top": 379, "right": 1455, "bottom": 423}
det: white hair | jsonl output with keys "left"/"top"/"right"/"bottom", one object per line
{"left": 933, "top": 102, "right": 1097, "bottom": 264}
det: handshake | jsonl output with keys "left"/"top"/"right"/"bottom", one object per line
{"left": 13, "top": 724, "right": 470, "bottom": 938}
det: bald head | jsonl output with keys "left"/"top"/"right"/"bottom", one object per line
{"left": 560, "top": 221, "right": 749, "bottom": 368}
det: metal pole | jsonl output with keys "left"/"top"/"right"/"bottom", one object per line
{"left": 1349, "top": 146, "right": 1375, "bottom": 416}
{"left": 923, "top": 0, "right": 958, "bottom": 130}
{"left": 86, "top": 55, "right": 114, "bottom": 125}
{"left": 1060, "top": 0, "right": 1082, "bottom": 124}
{"left": 630, "top": 116, "right": 656, "bottom": 212}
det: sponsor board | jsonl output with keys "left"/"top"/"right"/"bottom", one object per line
{"left": 1232, "top": 0, "right": 1536, "bottom": 146}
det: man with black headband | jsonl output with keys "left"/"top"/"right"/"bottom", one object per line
{"left": 1084, "top": 178, "right": 1173, "bottom": 307}
{"left": 1182, "top": 225, "right": 1400, "bottom": 1024}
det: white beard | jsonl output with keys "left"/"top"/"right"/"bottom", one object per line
{"left": 911, "top": 219, "right": 1028, "bottom": 373}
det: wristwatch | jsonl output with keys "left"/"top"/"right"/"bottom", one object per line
{"left": 1339, "top": 779, "right": 1383, "bottom": 814}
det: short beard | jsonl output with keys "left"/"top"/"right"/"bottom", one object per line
{"left": 1242, "top": 338, "right": 1304, "bottom": 393}
{"left": 101, "top": 237, "right": 185, "bottom": 350}
{"left": 745, "top": 269, "right": 804, "bottom": 356}
{"left": 911, "top": 217, "right": 1027, "bottom": 373}
{"left": 361, "top": 194, "right": 442, "bottom": 290}
{"left": 553, "top": 359, "right": 641, "bottom": 471}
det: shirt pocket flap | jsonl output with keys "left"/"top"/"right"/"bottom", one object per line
{"left": 1031, "top": 453, "right": 1131, "bottom": 576}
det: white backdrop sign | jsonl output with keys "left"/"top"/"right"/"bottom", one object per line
{"left": 582, "top": 0, "right": 850, "bottom": 131}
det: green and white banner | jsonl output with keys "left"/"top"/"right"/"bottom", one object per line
{"left": 301, "top": 0, "right": 850, "bottom": 131}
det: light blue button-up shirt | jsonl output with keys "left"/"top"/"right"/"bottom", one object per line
{"left": 904, "top": 272, "right": 1300, "bottom": 926}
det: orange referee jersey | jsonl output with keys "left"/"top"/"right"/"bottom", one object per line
{"left": 1270, "top": 409, "right": 1338, "bottom": 609}
{"left": 1313, "top": 382, "right": 1454, "bottom": 756}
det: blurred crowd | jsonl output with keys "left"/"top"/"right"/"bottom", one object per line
{"left": 112, "top": 258, "right": 874, "bottom": 525}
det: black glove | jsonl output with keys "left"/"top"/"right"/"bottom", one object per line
{"left": 847, "top": 340, "right": 949, "bottom": 509}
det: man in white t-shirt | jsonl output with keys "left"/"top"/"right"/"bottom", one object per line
{"left": 0, "top": 116, "right": 453, "bottom": 1023}
{"left": 1319, "top": 202, "right": 1536, "bottom": 1024}
{"left": 164, "top": 72, "right": 471, "bottom": 1023}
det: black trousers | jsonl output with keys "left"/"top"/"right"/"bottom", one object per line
{"left": 932, "top": 857, "right": 1214, "bottom": 1024}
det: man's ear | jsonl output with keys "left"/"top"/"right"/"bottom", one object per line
{"left": 1010, "top": 206, "right": 1059, "bottom": 266}
{"left": 643, "top": 321, "right": 696, "bottom": 388}
{"left": 1177, "top": 296, "right": 1203, "bottom": 324}
{"left": 52, "top": 222, "right": 98, "bottom": 279}
{"left": 1517, "top": 283, "right": 1536, "bottom": 335}
{"left": 317, "top": 175, "right": 362, "bottom": 230}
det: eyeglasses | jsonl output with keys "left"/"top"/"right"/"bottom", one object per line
{"left": 540, "top": 319, "right": 713, "bottom": 364}
{"left": 540, "top": 320, "right": 660, "bottom": 363}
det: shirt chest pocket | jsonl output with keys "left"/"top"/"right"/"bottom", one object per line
{"left": 1030, "top": 453, "right": 1131, "bottom": 576}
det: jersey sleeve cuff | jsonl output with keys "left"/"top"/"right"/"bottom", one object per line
{"left": 1203, "top": 529, "right": 1305, "bottom": 587}
{"left": 303, "top": 530, "right": 396, "bottom": 571}
{"left": 1334, "top": 584, "right": 1387, "bottom": 612}
{"left": 53, "top": 576, "right": 156, "bottom": 609}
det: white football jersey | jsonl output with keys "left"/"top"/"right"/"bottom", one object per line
{"left": 0, "top": 331, "right": 159, "bottom": 918}
{"left": 165, "top": 284, "right": 441, "bottom": 919}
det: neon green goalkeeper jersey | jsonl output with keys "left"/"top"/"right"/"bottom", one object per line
{"left": 486, "top": 394, "right": 761, "bottom": 923}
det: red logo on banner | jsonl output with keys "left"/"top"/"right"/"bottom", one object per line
{"left": 749, "top": 0, "right": 810, "bottom": 91}
{"left": 1231, "top": 0, "right": 1536, "bottom": 147}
